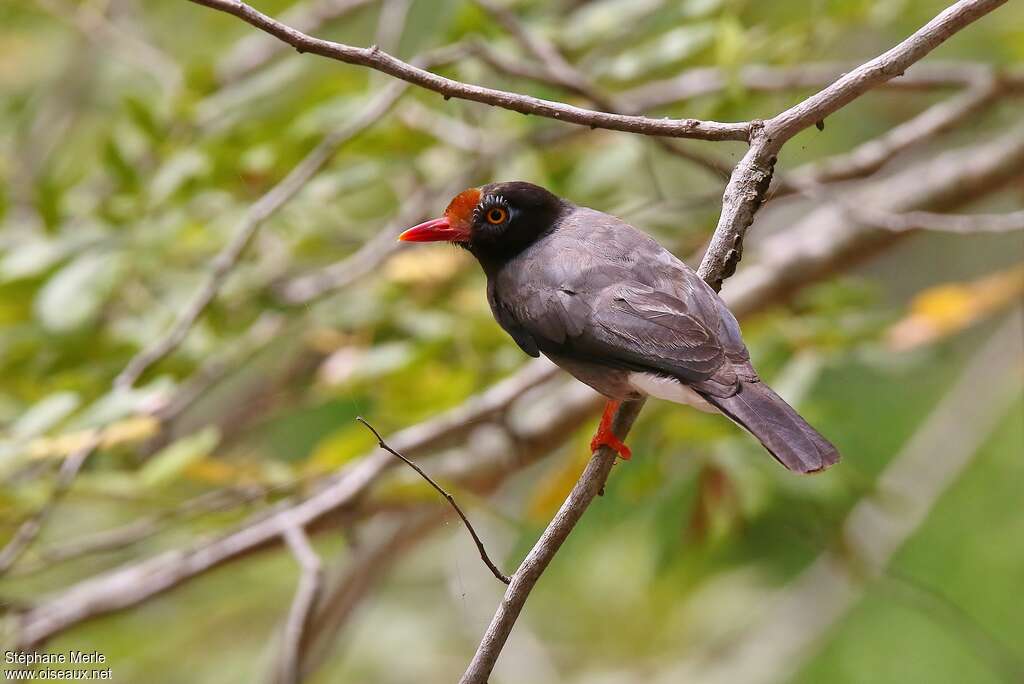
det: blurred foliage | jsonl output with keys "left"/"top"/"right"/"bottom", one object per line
{"left": 0, "top": 0, "right": 1022, "bottom": 682}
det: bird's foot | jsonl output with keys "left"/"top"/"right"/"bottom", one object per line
{"left": 590, "top": 400, "right": 632, "bottom": 460}
{"left": 590, "top": 431, "right": 632, "bottom": 460}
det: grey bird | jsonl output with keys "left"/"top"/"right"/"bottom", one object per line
{"left": 399, "top": 181, "right": 839, "bottom": 473}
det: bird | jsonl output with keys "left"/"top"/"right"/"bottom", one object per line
{"left": 399, "top": 181, "right": 839, "bottom": 473}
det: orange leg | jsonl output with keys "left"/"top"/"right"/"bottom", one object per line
{"left": 589, "top": 400, "right": 632, "bottom": 460}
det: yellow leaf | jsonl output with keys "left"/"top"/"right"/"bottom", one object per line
{"left": 28, "top": 415, "right": 160, "bottom": 460}
{"left": 886, "top": 264, "right": 1024, "bottom": 351}
{"left": 385, "top": 246, "right": 466, "bottom": 284}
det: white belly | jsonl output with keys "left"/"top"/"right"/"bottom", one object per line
{"left": 628, "top": 372, "right": 717, "bottom": 413}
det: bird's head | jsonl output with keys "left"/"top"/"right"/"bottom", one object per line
{"left": 399, "top": 181, "right": 569, "bottom": 263}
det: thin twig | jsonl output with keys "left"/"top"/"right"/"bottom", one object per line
{"left": 277, "top": 522, "right": 324, "bottom": 684}
{"left": 356, "top": 417, "right": 510, "bottom": 584}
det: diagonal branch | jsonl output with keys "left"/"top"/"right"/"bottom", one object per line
{"left": 698, "top": 0, "right": 1007, "bottom": 291}
{"left": 775, "top": 81, "right": 1000, "bottom": 194}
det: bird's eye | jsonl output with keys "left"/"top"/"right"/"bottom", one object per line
{"left": 485, "top": 207, "right": 508, "bottom": 225}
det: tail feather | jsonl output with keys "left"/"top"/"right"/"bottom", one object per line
{"left": 700, "top": 381, "right": 840, "bottom": 473}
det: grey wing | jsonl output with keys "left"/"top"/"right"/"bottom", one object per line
{"left": 577, "top": 282, "right": 738, "bottom": 389}
{"left": 495, "top": 277, "right": 747, "bottom": 396}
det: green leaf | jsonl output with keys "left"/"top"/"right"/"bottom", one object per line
{"left": 10, "top": 391, "right": 80, "bottom": 439}
{"left": 139, "top": 426, "right": 220, "bottom": 488}
{"left": 33, "top": 250, "right": 124, "bottom": 332}
{"left": 0, "top": 239, "right": 68, "bottom": 281}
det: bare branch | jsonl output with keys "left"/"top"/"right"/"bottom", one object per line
{"left": 356, "top": 417, "right": 510, "bottom": 584}
{"left": 776, "top": 82, "right": 1000, "bottom": 194}
{"left": 276, "top": 522, "right": 324, "bottom": 684}
{"left": 187, "top": 0, "right": 751, "bottom": 142}
{"left": 623, "top": 60, "right": 1016, "bottom": 111}
{"left": 698, "top": 0, "right": 1007, "bottom": 291}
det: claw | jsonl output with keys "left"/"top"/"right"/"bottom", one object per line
{"left": 590, "top": 400, "right": 632, "bottom": 460}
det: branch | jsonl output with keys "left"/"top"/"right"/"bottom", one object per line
{"left": 725, "top": 125, "right": 1024, "bottom": 317}
{"left": 276, "top": 522, "right": 324, "bottom": 684}
{"left": 356, "top": 417, "right": 510, "bottom": 584}
{"left": 698, "top": 0, "right": 1007, "bottom": 291}
{"left": 458, "top": 397, "right": 646, "bottom": 684}
{"left": 187, "top": 0, "right": 751, "bottom": 141}
{"left": 775, "top": 81, "right": 1000, "bottom": 194}
{"left": 623, "top": 59, "right": 1017, "bottom": 111}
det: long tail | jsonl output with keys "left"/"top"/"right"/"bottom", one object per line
{"left": 700, "top": 381, "right": 840, "bottom": 473}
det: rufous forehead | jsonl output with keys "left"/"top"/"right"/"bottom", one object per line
{"left": 444, "top": 187, "right": 482, "bottom": 225}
